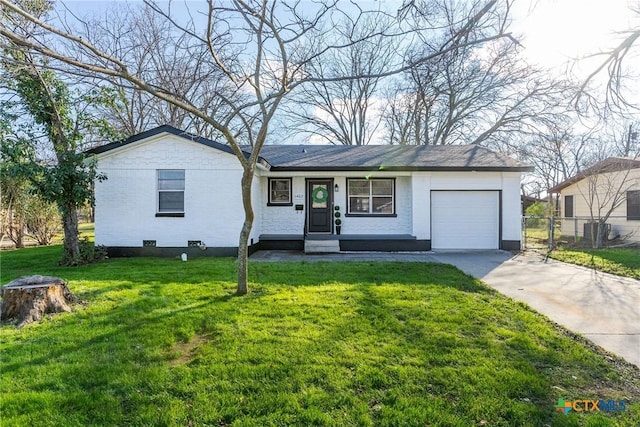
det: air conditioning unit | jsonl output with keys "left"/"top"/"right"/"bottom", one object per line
{"left": 583, "top": 222, "right": 611, "bottom": 242}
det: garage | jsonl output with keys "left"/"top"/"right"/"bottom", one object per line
{"left": 431, "top": 191, "right": 500, "bottom": 250}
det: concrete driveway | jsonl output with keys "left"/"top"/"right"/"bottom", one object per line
{"left": 434, "top": 251, "right": 640, "bottom": 368}
{"left": 251, "top": 250, "right": 640, "bottom": 367}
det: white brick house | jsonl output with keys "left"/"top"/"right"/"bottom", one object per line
{"left": 88, "top": 125, "right": 532, "bottom": 256}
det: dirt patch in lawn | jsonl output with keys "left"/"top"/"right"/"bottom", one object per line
{"left": 169, "top": 333, "right": 210, "bottom": 367}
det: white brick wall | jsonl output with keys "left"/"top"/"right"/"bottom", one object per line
{"left": 95, "top": 133, "right": 525, "bottom": 249}
{"left": 256, "top": 172, "right": 523, "bottom": 241}
{"left": 501, "top": 173, "right": 524, "bottom": 241}
{"left": 257, "top": 175, "right": 413, "bottom": 236}
{"left": 339, "top": 176, "right": 412, "bottom": 235}
{"left": 259, "top": 176, "right": 306, "bottom": 234}
{"left": 95, "top": 135, "right": 245, "bottom": 248}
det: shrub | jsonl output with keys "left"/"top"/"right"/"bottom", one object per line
{"left": 24, "top": 195, "right": 61, "bottom": 245}
{"left": 525, "top": 202, "right": 550, "bottom": 228}
{"left": 61, "top": 237, "right": 108, "bottom": 265}
{"left": 525, "top": 201, "right": 549, "bottom": 217}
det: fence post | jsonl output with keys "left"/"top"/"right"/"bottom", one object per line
{"left": 549, "top": 216, "right": 555, "bottom": 249}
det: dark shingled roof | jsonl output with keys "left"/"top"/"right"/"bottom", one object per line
{"left": 88, "top": 125, "right": 533, "bottom": 172}
{"left": 255, "top": 144, "right": 531, "bottom": 171}
{"left": 86, "top": 125, "right": 241, "bottom": 158}
{"left": 548, "top": 157, "right": 640, "bottom": 193}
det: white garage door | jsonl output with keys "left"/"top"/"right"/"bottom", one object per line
{"left": 431, "top": 191, "right": 499, "bottom": 250}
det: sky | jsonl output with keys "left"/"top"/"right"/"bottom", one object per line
{"left": 58, "top": 0, "right": 640, "bottom": 79}
{"left": 511, "top": 0, "right": 640, "bottom": 76}
{"left": 54, "top": 0, "right": 639, "bottom": 142}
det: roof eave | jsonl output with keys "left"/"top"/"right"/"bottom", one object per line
{"left": 548, "top": 182, "right": 571, "bottom": 194}
{"left": 549, "top": 158, "right": 640, "bottom": 193}
{"left": 270, "top": 166, "right": 534, "bottom": 172}
{"left": 85, "top": 125, "right": 263, "bottom": 163}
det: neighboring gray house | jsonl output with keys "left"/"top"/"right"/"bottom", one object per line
{"left": 88, "top": 125, "right": 532, "bottom": 256}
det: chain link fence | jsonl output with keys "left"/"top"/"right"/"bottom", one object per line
{"left": 522, "top": 216, "right": 640, "bottom": 250}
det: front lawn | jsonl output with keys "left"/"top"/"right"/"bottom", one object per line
{"left": 549, "top": 248, "right": 640, "bottom": 279}
{"left": 1, "top": 246, "right": 639, "bottom": 426}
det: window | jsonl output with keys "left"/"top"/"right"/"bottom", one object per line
{"left": 157, "top": 170, "right": 185, "bottom": 216}
{"left": 627, "top": 190, "right": 640, "bottom": 220}
{"left": 564, "top": 195, "right": 574, "bottom": 218}
{"left": 347, "top": 178, "right": 395, "bottom": 215}
{"left": 268, "top": 178, "right": 292, "bottom": 205}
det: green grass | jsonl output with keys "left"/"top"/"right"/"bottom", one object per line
{"left": 549, "top": 248, "right": 640, "bottom": 279}
{"left": 523, "top": 224, "right": 561, "bottom": 249}
{"left": 78, "top": 222, "right": 95, "bottom": 240}
{"left": 1, "top": 222, "right": 94, "bottom": 250}
{"left": 2, "top": 246, "right": 639, "bottom": 426}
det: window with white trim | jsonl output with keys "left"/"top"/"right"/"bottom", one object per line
{"left": 268, "top": 178, "right": 292, "bottom": 205}
{"left": 347, "top": 178, "right": 395, "bottom": 215}
{"left": 157, "top": 170, "right": 185, "bottom": 214}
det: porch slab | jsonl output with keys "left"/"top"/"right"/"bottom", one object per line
{"left": 304, "top": 239, "right": 341, "bottom": 254}
{"left": 258, "top": 234, "right": 430, "bottom": 252}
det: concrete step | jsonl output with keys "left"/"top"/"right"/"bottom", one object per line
{"left": 304, "top": 239, "right": 340, "bottom": 254}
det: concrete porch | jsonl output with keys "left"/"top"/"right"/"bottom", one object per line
{"left": 257, "top": 234, "right": 431, "bottom": 253}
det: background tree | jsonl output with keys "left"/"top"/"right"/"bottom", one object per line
{"left": 284, "top": 14, "right": 394, "bottom": 145}
{"left": 618, "top": 122, "right": 640, "bottom": 158}
{"left": 84, "top": 4, "right": 226, "bottom": 138}
{"left": 22, "top": 194, "right": 61, "bottom": 245}
{"left": 576, "top": 4, "right": 640, "bottom": 112}
{"left": 384, "top": 0, "right": 569, "bottom": 146}
{"left": 0, "top": 149, "right": 28, "bottom": 248}
{"left": 1, "top": 1, "right": 113, "bottom": 262}
{"left": 0, "top": 0, "right": 516, "bottom": 293}
{"left": 1, "top": 123, "right": 61, "bottom": 248}
{"left": 0, "top": 55, "right": 109, "bottom": 262}
{"left": 517, "top": 122, "right": 592, "bottom": 195}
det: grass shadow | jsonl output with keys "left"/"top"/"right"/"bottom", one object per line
{"left": 2, "top": 247, "right": 639, "bottom": 425}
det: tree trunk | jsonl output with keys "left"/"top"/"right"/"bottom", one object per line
{"left": 1, "top": 275, "right": 76, "bottom": 327}
{"left": 595, "top": 221, "right": 605, "bottom": 249}
{"left": 14, "top": 217, "right": 25, "bottom": 249}
{"left": 61, "top": 204, "right": 80, "bottom": 264}
{"left": 237, "top": 167, "right": 255, "bottom": 296}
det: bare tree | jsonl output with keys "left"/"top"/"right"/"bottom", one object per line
{"left": 576, "top": 5, "right": 640, "bottom": 111}
{"left": 285, "top": 13, "right": 394, "bottom": 145}
{"left": 23, "top": 193, "right": 61, "bottom": 245}
{"left": 518, "top": 124, "right": 592, "bottom": 194}
{"left": 0, "top": 0, "right": 515, "bottom": 294}
{"left": 384, "top": 1, "right": 570, "bottom": 146}
{"left": 619, "top": 122, "right": 640, "bottom": 158}
{"left": 82, "top": 4, "right": 227, "bottom": 138}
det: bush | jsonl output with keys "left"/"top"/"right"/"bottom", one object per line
{"left": 24, "top": 195, "right": 61, "bottom": 245}
{"left": 525, "top": 202, "right": 549, "bottom": 228}
{"left": 61, "top": 237, "right": 108, "bottom": 266}
{"left": 79, "top": 237, "right": 108, "bottom": 264}
{"left": 525, "top": 201, "right": 548, "bottom": 217}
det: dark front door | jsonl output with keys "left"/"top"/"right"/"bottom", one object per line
{"left": 307, "top": 179, "right": 333, "bottom": 233}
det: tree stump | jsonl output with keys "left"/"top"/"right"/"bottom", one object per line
{"left": 1, "top": 276, "right": 76, "bottom": 327}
